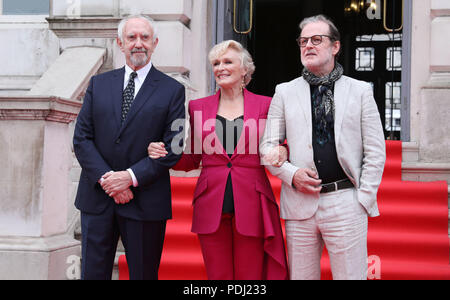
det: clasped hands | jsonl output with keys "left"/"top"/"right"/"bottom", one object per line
{"left": 100, "top": 171, "right": 134, "bottom": 205}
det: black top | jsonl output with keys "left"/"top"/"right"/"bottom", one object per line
{"left": 310, "top": 85, "right": 349, "bottom": 184}
{"left": 215, "top": 114, "right": 244, "bottom": 213}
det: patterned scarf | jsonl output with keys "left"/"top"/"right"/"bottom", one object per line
{"left": 302, "top": 63, "right": 344, "bottom": 146}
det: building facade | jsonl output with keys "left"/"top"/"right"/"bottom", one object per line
{"left": 0, "top": 0, "right": 448, "bottom": 279}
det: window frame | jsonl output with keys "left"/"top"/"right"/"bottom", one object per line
{"left": 1, "top": 0, "right": 50, "bottom": 16}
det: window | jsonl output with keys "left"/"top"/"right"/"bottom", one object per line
{"left": 3, "top": 0, "right": 49, "bottom": 15}
{"left": 355, "top": 47, "right": 375, "bottom": 71}
{"left": 385, "top": 82, "right": 402, "bottom": 132}
{"left": 386, "top": 47, "right": 402, "bottom": 71}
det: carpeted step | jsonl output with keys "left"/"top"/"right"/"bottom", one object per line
{"left": 320, "top": 255, "right": 450, "bottom": 280}
{"left": 119, "top": 141, "right": 450, "bottom": 280}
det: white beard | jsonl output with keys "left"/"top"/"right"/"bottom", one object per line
{"left": 130, "top": 52, "right": 149, "bottom": 67}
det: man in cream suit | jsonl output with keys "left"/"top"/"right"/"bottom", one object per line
{"left": 260, "top": 15, "right": 386, "bottom": 280}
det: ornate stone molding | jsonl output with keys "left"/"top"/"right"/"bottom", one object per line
{"left": 0, "top": 234, "right": 80, "bottom": 252}
{"left": 46, "top": 15, "right": 191, "bottom": 39}
{"left": 46, "top": 17, "right": 120, "bottom": 38}
{"left": 424, "top": 72, "right": 450, "bottom": 89}
{"left": 0, "top": 96, "right": 81, "bottom": 123}
{"left": 402, "top": 162, "right": 450, "bottom": 175}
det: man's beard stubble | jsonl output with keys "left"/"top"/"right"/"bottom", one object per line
{"left": 130, "top": 48, "right": 149, "bottom": 67}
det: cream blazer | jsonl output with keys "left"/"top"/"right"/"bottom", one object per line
{"left": 260, "top": 75, "right": 386, "bottom": 219}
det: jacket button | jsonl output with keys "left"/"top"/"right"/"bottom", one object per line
{"left": 115, "top": 138, "right": 120, "bottom": 144}
{"left": 227, "top": 162, "right": 232, "bottom": 168}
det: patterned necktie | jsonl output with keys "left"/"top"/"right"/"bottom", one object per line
{"left": 121, "top": 71, "right": 138, "bottom": 123}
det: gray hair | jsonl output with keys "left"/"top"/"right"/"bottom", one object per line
{"left": 208, "top": 40, "right": 256, "bottom": 86}
{"left": 299, "top": 14, "right": 341, "bottom": 60}
{"left": 299, "top": 14, "right": 341, "bottom": 42}
{"left": 117, "top": 15, "right": 158, "bottom": 42}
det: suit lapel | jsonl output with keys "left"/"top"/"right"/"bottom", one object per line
{"left": 334, "top": 76, "right": 350, "bottom": 146}
{"left": 202, "top": 91, "right": 229, "bottom": 158}
{"left": 118, "top": 66, "right": 160, "bottom": 135}
{"left": 296, "top": 77, "right": 313, "bottom": 144}
{"left": 111, "top": 67, "right": 125, "bottom": 130}
{"left": 232, "top": 89, "right": 259, "bottom": 158}
{"left": 204, "top": 90, "right": 220, "bottom": 124}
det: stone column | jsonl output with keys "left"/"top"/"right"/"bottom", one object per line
{"left": 0, "top": 96, "right": 82, "bottom": 280}
{"left": 407, "top": 0, "right": 450, "bottom": 237}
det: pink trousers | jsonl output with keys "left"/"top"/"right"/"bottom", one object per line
{"left": 197, "top": 214, "right": 265, "bottom": 280}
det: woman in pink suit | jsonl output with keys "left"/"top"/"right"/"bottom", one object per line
{"left": 148, "top": 40, "right": 288, "bottom": 280}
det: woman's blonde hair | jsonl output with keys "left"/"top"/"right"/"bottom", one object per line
{"left": 208, "top": 40, "right": 255, "bottom": 86}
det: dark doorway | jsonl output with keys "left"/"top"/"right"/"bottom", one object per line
{"left": 225, "top": 0, "right": 404, "bottom": 139}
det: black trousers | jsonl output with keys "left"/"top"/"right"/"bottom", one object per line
{"left": 80, "top": 204, "right": 166, "bottom": 280}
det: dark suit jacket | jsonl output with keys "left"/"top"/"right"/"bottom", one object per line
{"left": 73, "top": 66, "right": 185, "bottom": 221}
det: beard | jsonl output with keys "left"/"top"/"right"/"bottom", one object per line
{"left": 130, "top": 48, "right": 149, "bottom": 67}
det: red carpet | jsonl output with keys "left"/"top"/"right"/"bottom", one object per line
{"left": 119, "top": 141, "right": 450, "bottom": 280}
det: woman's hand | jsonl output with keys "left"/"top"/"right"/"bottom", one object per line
{"left": 148, "top": 142, "right": 168, "bottom": 159}
{"left": 264, "top": 145, "right": 288, "bottom": 167}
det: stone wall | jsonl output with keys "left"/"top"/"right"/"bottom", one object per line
{"left": 409, "top": 0, "right": 450, "bottom": 236}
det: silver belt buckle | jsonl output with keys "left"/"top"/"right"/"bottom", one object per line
{"left": 333, "top": 181, "right": 338, "bottom": 192}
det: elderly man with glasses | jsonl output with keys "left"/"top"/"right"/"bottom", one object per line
{"left": 260, "top": 14, "right": 386, "bottom": 280}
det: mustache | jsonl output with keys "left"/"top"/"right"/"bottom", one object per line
{"left": 131, "top": 48, "right": 148, "bottom": 54}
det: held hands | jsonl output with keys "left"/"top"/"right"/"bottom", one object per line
{"left": 148, "top": 142, "right": 167, "bottom": 159}
{"left": 292, "top": 168, "right": 322, "bottom": 194}
{"left": 263, "top": 145, "right": 289, "bottom": 167}
{"left": 100, "top": 171, "right": 134, "bottom": 205}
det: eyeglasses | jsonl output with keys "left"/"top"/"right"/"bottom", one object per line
{"left": 296, "top": 35, "right": 335, "bottom": 48}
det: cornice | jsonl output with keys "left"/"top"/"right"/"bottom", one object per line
{"left": 0, "top": 96, "right": 82, "bottom": 123}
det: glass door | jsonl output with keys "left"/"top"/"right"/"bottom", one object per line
{"left": 344, "top": 0, "right": 405, "bottom": 140}
{"left": 216, "top": 0, "right": 410, "bottom": 140}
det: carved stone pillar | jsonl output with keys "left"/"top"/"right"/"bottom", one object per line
{"left": 0, "top": 96, "right": 82, "bottom": 279}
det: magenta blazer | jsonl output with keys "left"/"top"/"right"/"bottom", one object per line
{"left": 173, "top": 89, "right": 288, "bottom": 279}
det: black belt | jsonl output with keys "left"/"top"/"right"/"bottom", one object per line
{"left": 320, "top": 179, "right": 354, "bottom": 194}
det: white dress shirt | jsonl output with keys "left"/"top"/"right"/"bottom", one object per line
{"left": 124, "top": 61, "right": 153, "bottom": 187}
{"left": 100, "top": 61, "right": 153, "bottom": 188}
{"left": 123, "top": 61, "right": 152, "bottom": 98}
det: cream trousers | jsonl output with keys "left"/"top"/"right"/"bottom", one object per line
{"left": 285, "top": 188, "right": 368, "bottom": 280}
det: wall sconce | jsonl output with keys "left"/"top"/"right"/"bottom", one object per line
{"left": 345, "top": 0, "right": 381, "bottom": 20}
{"left": 345, "top": 0, "right": 368, "bottom": 14}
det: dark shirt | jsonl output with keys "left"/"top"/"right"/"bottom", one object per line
{"left": 215, "top": 114, "right": 244, "bottom": 213}
{"left": 310, "top": 85, "right": 348, "bottom": 184}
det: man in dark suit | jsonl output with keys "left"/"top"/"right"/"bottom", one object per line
{"left": 73, "top": 15, "right": 185, "bottom": 280}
